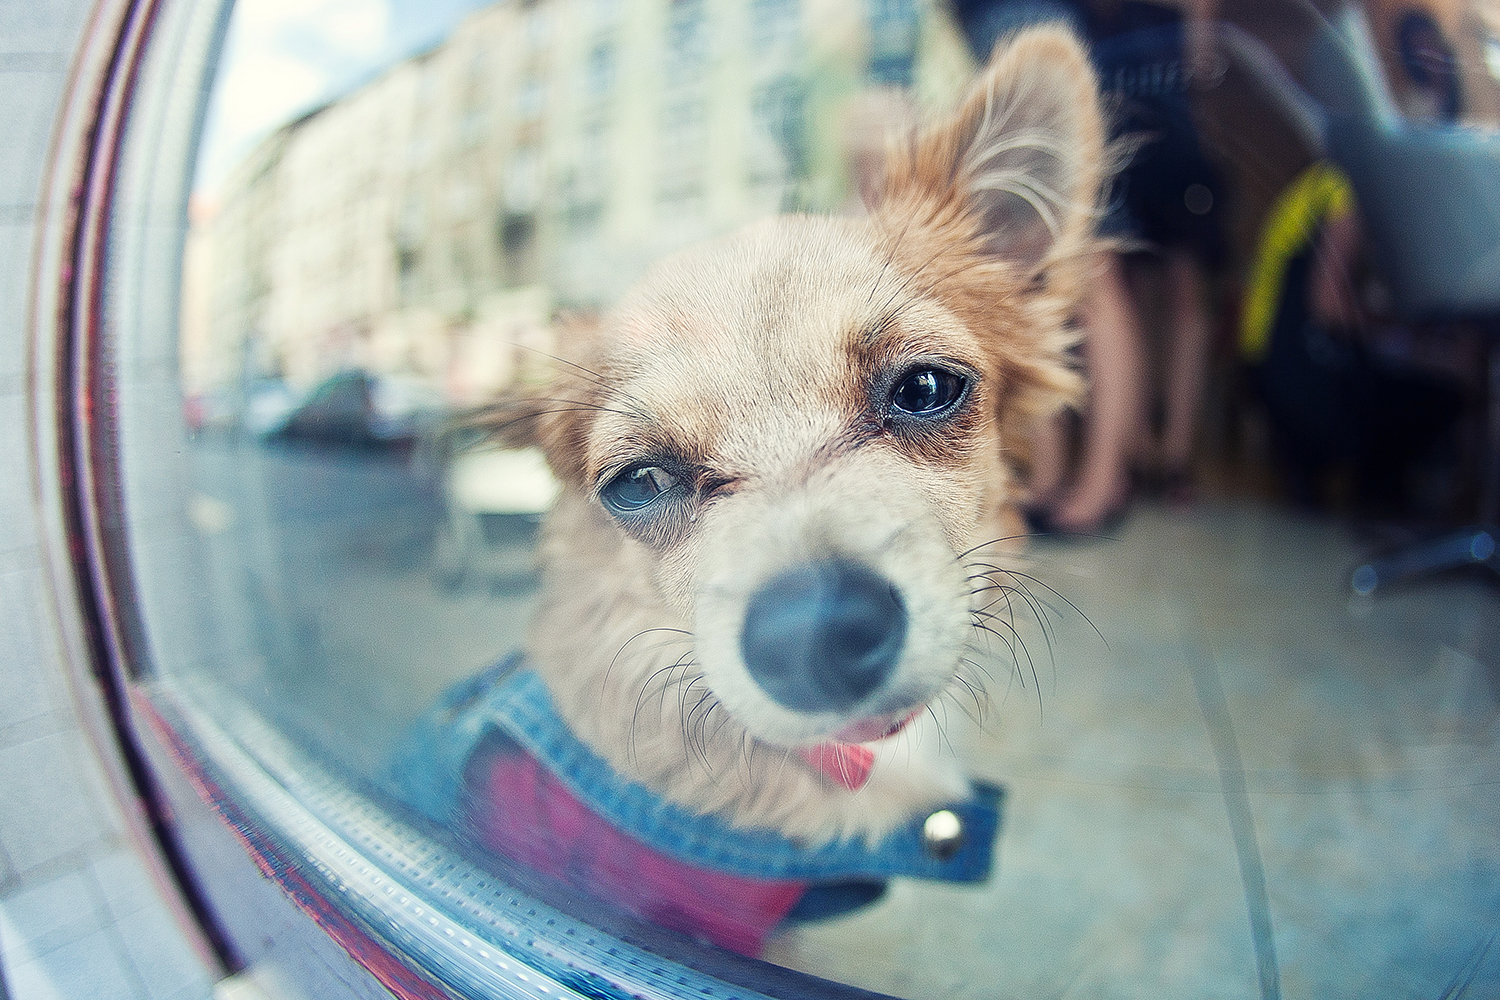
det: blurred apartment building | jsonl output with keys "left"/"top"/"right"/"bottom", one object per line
{"left": 182, "top": 0, "right": 973, "bottom": 411}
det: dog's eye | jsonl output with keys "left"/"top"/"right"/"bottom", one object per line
{"left": 601, "top": 465, "right": 679, "bottom": 512}
{"left": 891, "top": 368, "right": 966, "bottom": 417}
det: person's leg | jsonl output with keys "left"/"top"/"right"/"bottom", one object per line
{"left": 1024, "top": 409, "right": 1071, "bottom": 515}
{"left": 1050, "top": 253, "right": 1146, "bottom": 531}
{"left": 1158, "top": 249, "right": 1214, "bottom": 487}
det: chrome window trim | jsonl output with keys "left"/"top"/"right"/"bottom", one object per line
{"left": 24, "top": 0, "right": 233, "bottom": 972}
{"left": 144, "top": 676, "right": 887, "bottom": 1000}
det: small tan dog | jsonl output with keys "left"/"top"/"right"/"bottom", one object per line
{"left": 464, "top": 24, "right": 1106, "bottom": 947}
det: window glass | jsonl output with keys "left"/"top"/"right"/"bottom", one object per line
{"left": 145, "top": 0, "right": 1500, "bottom": 995}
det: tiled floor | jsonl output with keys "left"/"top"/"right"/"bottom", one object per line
{"left": 769, "top": 499, "right": 1500, "bottom": 999}
{"left": 1, "top": 2, "right": 219, "bottom": 997}
{"left": 0, "top": 839, "right": 216, "bottom": 1000}
{"left": 164, "top": 434, "right": 1500, "bottom": 998}
{"left": 0, "top": 563, "right": 219, "bottom": 1000}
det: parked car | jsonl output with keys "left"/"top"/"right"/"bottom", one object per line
{"left": 262, "top": 370, "right": 444, "bottom": 449}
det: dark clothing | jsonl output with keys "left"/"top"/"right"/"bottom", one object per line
{"left": 949, "top": 0, "right": 1228, "bottom": 265}
{"left": 1252, "top": 250, "right": 1462, "bottom": 509}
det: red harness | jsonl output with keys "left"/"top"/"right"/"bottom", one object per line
{"left": 468, "top": 747, "right": 806, "bottom": 956}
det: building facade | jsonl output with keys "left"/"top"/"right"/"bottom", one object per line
{"left": 186, "top": 0, "right": 973, "bottom": 408}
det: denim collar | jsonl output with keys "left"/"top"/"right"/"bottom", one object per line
{"left": 390, "top": 653, "right": 1002, "bottom": 884}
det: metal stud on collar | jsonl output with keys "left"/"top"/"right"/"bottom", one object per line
{"left": 922, "top": 809, "right": 964, "bottom": 860}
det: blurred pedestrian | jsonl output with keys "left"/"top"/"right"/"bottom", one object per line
{"left": 951, "top": 0, "right": 1229, "bottom": 532}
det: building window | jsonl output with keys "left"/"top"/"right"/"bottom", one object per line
{"left": 750, "top": 0, "right": 800, "bottom": 54}
{"left": 867, "top": 0, "right": 918, "bottom": 84}
{"left": 572, "top": 118, "right": 610, "bottom": 209}
{"left": 516, "top": 73, "right": 547, "bottom": 121}
{"left": 585, "top": 40, "right": 616, "bottom": 100}
{"left": 665, "top": 0, "right": 710, "bottom": 87}
{"left": 525, "top": 6, "right": 553, "bottom": 51}
{"left": 751, "top": 76, "right": 807, "bottom": 180}
{"left": 499, "top": 211, "right": 537, "bottom": 285}
{"left": 658, "top": 96, "right": 707, "bottom": 202}
{"left": 593, "top": 0, "right": 624, "bottom": 29}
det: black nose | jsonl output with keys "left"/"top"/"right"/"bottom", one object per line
{"left": 739, "top": 559, "right": 908, "bottom": 712}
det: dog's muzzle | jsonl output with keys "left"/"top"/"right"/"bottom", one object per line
{"left": 739, "top": 559, "right": 908, "bottom": 713}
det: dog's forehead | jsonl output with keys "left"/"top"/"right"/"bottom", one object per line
{"left": 620, "top": 219, "right": 893, "bottom": 351}
{"left": 592, "top": 216, "right": 976, "bottom": 469}
{"left": 612, "top": 218, "right": 975, "bottom": 385}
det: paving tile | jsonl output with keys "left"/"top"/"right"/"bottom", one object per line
{"left": 962, "top": 614, "right": 1223, "bottom": 792}
{"left": 779, "top": 782, "right": 1260, "bottom": 1000}
{"left": 987, "top": 784, "right": 1258, "bottom": 1000}
{"left": 0, "top": 729, "right": 117, "bottom": 873}
{"left": 0, "top": 855, "right": 213, "bottom": 1000}
{"left": 112, "top": 897, "right": 216, "bottom": 1000}
{"left": 0, "top": 221, "right": 33, "bottom": 388}
{"left": 86, "top": 847, "right": 158, "bottom": 923}
{"left": 86, "top": 849, "right": 219, "bottom": 997}
{"left": 1255, "top": 782, "right": 1500, "bottom": 998}
{"left": 0, "top": 713, "right": 70, "bottom": 756}
{"left": 0, "top": 4, "right": 87, "bottom": 60}
{"left": 4, "top": 926, "right": 144, "bottom": 1000}
{"left": 0, "top": 391, "right": 42, "bottom": 560}
{"left": 0, "top": 867, "right": 108, "bottom": 957}
{"left": 0, "top": 69, "right": 68, "bottom": 223}
{"left": 0, "top": 840, "right": 16, "bottom": 889}
{"left": 0, "top": 570, "right": 56, "bottom": 731}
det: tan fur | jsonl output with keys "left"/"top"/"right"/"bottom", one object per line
{"left": 494, "top": 27, "right": 1106, "bottom": 845}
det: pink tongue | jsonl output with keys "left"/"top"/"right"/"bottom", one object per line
{"left": 798, "top": 742, "right": 877, "bottom": 791}
{"left": 798, "top": 709, "right": 923, "bottom": 790}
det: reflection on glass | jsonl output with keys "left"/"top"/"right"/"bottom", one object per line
{"left": 176, "top": 0, "right": 962, "bottom": 940}
{"left": 164, "top": 0, "right": 1500, "bottom": 995}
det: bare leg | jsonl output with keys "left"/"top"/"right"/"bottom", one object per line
{"left": 1051, "top": 254, "right": 1147, "bottom": 531}
{"left": 1024, "top": 411, "right": 1070, "bottom": 513}
{"left": 1159, "top": 250, "right": 1213, "bottom": 479}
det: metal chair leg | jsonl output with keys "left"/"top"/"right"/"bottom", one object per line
{"left": 1350, "top": 527, "right": 1498, "bottom": 595}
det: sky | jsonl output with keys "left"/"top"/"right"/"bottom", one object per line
{"left": 193, "top": 0, "right": 494, "bottom": 198}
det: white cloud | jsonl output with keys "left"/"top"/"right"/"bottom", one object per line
{"left": 217, "top": 50, "right": 326, "bottom": 141}
{"left": 195, "top": 0, "right": 392, "bottom": 195}
{"left": 313, "top": 0, "right": 392, "bottom": 54}
{"left": 233, "top": 0, "right": 390, "bottom": 52}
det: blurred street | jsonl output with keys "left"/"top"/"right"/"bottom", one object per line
{"left": 181, "top": 435, "right": 539, "bottom": 780}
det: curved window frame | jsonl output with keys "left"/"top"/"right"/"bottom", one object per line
{"left": 31, "top": 0, "right": 891, "bottom": 997}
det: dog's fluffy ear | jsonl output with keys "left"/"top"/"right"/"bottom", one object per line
{"left": 871, "top": 26, "right": 1107, "bottom": 483}
{"left": 876, "top": 24, "right": 1106, "bottom": 281}
{"left": 471, "top": 312, "right": 602, "bottom": 487}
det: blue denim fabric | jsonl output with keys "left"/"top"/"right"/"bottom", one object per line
{"left": 389, "top": 653, "right": 1002, "bottom": 884}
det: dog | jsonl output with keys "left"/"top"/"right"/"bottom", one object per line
{"left": 397, "top": 24, "right": 1107, "bottom": 957}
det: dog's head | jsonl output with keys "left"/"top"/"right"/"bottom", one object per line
{"left": 501, "top": 27, "right": 1104, "bottom": 798}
